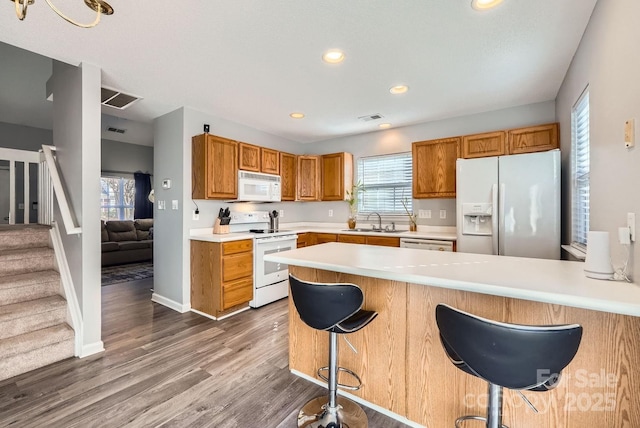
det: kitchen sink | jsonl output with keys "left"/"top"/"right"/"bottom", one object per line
{"left": 341, "top": 228, "right": 403, "bottom": 233}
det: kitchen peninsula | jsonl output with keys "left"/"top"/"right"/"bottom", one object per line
{"left": 266, "top": 243, "right": 640, "bottom": 428}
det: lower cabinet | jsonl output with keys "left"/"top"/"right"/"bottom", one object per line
{"left": 191, "top": 239, "right": 253, "bottom": 318}
{"left": 307, "top": 232, "right": 400, "bottom": 247}
{"left": 296, "top": 233, "right": 309, "bottom": 248}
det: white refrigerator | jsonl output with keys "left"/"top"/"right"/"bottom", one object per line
{"left": 456, "top": 149, "right": 560, "bottom": 260}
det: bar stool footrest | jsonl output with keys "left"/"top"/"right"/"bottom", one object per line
{"left": 317, "top": 366, "right": 362, "bottom": 391}
{"left": 455, "top": 415, "right": 508, "bottom": 428}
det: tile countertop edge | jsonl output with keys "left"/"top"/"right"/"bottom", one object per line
{"left": 267, "top": 243, "right": 640, "bottom": 318}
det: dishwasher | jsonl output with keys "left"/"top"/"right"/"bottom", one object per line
{"left": 400, "top": 237, "right": 454, "bottom": 252}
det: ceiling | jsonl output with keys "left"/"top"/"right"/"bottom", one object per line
{"left": 0, "top": 0, "right": 598, "bottom": 145}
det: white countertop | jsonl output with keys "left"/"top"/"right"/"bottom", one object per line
{"left": 189, "top": 224, "right": 457, "bottom": 243}
{"left": 264, "top": 242, "right": 640, "bottom": 317}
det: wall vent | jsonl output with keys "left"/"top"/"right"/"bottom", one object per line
{"left": 101, "top": 87, "right": 142, "bottom": 110}
{"left": 358, "top": 113, "right": 384, "bottom": 122}
{"left": 106, "top": 126, "right": 126, "bottom": 134}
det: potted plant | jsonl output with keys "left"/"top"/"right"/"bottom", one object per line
{"left": 345, "top": 181, "right": 365, "bottom": 229}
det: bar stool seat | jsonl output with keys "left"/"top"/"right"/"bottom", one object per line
{"left": 436, "top": 304, "right": 582, "bottom": 428}
{"left": 289, "top": 274, "right": 378, "bottom": 428}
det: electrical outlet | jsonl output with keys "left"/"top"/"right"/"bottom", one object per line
{"left": 158, "top": 200, "right": 165, "bottom": 210}
{"left": 426, "top": 210, "right": 432, "bottom": 219}
{"left": 328, "top": 209, "right": 333, "bottom": 217}
{"left": 279, "top": 209, "right": 284, "bottom": 218}
{"left": 419, "top": 210, "right": 426, "bottom": 219}
{"left": 440, "top": 209, "right": 446, "bottom": 219}
{"left": 193, "top": 210, "right": 199, "bottom": 221}
{"left": 172, "top": 200, "right": 179, "bottom": 210}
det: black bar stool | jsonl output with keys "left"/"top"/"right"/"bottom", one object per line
{"left": 289, "top": 274, "right": 378, "bottom": 428}
{"left": 435, "top": 303, "right": 582, "bottom": 428}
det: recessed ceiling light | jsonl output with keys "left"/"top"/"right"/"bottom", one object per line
{"left": 389, "top": 85, "right": 409, "bottom": 95}
{"left": 471, "top": 0, "right": 504, "bottom": 10}
{"left": 379, "top": 123, "right": 392, "bottom": 129}
{"left": 290, "top": 112, "right": 305, "bottom": 119}
{"left": 322, "top": 49, "right": 345, "bottom": 64}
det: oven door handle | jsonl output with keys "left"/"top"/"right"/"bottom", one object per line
{"left": 255, "top": 235, "right": 298, "bottom": 244}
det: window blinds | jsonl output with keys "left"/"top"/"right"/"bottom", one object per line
{"left": 357, "top": 152, "right": 413, "bottom": 215}
{"left": 571, "top": 90, "right": 590, "bottom": 249}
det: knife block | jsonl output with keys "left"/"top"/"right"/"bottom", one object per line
{"left": 213, "top": 218, "right": 230, "bottom": 234}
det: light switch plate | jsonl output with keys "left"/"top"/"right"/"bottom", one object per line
{"left": 439, "top": 209, "right": 446, "bottom": 219}
{"left": 172, "top": 200, "right": 179, "bottom": 210}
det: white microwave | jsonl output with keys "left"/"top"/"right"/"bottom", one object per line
{"left": 237, "top": 171, "right": 281, "bottom": 202}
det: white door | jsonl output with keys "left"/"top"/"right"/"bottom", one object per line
{"left": 456, "top": 157, "right": 498, "bottom": 255}
{"left": 498, "top": 150, "right": 561, "bottom": 259}
{"left": 0, "top": 168, "right": 9, "bottom": 224}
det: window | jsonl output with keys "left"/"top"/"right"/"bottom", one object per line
{"left": 101, "top": 176, "right": 135, "bottom": 221}
{"left": 571, "top": 88, "right": 590, "bottom": 250}
{"left": 357, "top": 152, "right": 413, "bottom": 215}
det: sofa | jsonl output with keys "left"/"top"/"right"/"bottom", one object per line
{"left": 101, "top": 219, "right": 153, "bottom": 267}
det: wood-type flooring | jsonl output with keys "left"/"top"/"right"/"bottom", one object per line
{"left": 0, "top": 278, "right": 409, "bottom": 427}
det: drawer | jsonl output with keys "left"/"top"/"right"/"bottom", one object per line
{"left": 222, "top": 252, "right": 253, "bottom": 282}
{"left": 222, "top": 239, "right": 253, "bottom": 255}
{"left": 338, "top": 234, "right": 367, "bottom": 244}
{"left": 222, "top": 277, "right": 253, "bottom": 310}
{"left": 315, "top": 233, "right": 338, "bottom": 244}
{"left": 365, "top": 236, "right": 400, "bottom": 247}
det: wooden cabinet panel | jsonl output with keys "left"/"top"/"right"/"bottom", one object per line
{"left": 296, "top": 233, "right": 308, "bottom": 248}
{"left": 222, "top": 277, "right": 253, "bottom": 310}
{"left": 462, "top": 131, "right": 506, "bottom": 159}
{"left": 192, "top": 134, "right": 238, "bottom": 200}
{"left": 321, "top": 152, "right": 353, "bottom": 201}
{"left": 412, "top": 137, "right": 459, "bottom": 199}
{"left": 222, "top": 252, "right": 253, "bottom": 282}
{"left": 315, "top": 233, "right": 338, "bottom": 244}
{"left": 297, "top": 155, "right": 320, "bottom": 201}
{"left": 365, "top": 236, "right": 400, "bottom": 247}
{"left": 239, "top": 142, "right": 261, "bottom": 172}
{"left": 222, "top": 239, "right": 253, "bottom": 255}
{"left": 508, "top": 123, "right": 559, "bottom": 155}
{"left": 280, "top": 152, "right": 297, "bottom": 201}
{"left": 261, "top": 147, "right": 280, "bottom": 174}
{"left": 338, "top": 234, "right": 367, "bottom": 244}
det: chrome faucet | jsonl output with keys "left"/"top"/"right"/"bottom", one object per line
{"left": 366, "top": 212, "right": 382, "bottom": 230}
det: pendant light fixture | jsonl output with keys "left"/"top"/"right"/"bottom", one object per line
{"left": 11, "top": 0, "right": 114, "bottom": 28}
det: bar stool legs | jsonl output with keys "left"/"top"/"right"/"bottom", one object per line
{"left": 297, "top": 332, "right": 368, "bottom": 428}
{"left": 455, "top": 383, "right": 508, "bottom": 428}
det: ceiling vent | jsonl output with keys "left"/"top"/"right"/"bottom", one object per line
{"left": 106, "top": 126, "right": 126, "bottom": 134}
{"left": 101, "top": 87, "right": 142, "bottom": 110}
{"left": 358, "top": 113, "right": 384, "bottom": 122}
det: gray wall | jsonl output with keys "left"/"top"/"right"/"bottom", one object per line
{"left": 556, "top": 0, "right": 639, "bottom": 277}
{"left": 0, "top": 121, "right": 53, "bottom": 151}
{"left": 51, "top": 60, "right": 103, "bottom": 353}
{"left": 101, "top": 139, "right": 153, "bottom": 176}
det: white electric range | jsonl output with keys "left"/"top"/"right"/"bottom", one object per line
{"left": 229, "top": 212, "right": 297, "bottom": 308}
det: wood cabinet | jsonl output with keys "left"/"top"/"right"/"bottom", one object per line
{"left": 190, "top": 239, "right": 254, "bottom": 318}
{"left": 365, "top": 236, "right": 400, "bottom": 247}
{"left": 297, "top": 155, "right": 321, "bottom": 201}
{"left": 261, "top": 147, "right": 280, "bottom": 175}
{"left": 508, "top": 123, "right": 559, "bottom": 155}
{"left": 321, "top": 152, "right": 353, "bottom": 201}
{"left": 192, "top": 134, "right": 238, "bottom": 200}
{"left": 462, "top": 131, "right": 506, "bottom": 159}
{"left": 314, "top": 233, "right": 338, "bottom": 245}
{"left": 338, "top": 234, "right": 367, "bottom": 244}
{"left": 238, "top": 142, "right": 261, "bottom": 172}
{"left": 412, "top": 137, "right": 459, "bottom": 199}
{"left": 296, "top": 233, "right": 309, "bottom": 248}
{"left": 280, "top": 152, "right": 297, "bottom": 201}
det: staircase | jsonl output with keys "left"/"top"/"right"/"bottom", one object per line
{"left": 0, "top": 224, "right": 75, "bottom": 382}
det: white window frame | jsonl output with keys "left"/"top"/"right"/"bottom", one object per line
{"left": 570, "top": 87, "right": 590, "bottom": 254}
{"left": 356, "top": 152, "right": 413, "bottom": 219}
{"left": 100, "top": 175, "right": 135, "bottom": 221}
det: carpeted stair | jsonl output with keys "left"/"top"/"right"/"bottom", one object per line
{"left": 0, "top": 224, "right": 74, "bottom": 382}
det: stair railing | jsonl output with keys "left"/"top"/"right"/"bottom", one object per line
{"left": 40, "top": 145, "right": 82, "bottom": 235}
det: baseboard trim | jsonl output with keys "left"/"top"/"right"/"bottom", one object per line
{"left": 80, "top": 341, "right": 105, "bottom": 358}
{"left": 290, "top": 369, "right": 424, "bottom": 428}
{"left": 151, "top": 293, "right": 190, "bottom": 313}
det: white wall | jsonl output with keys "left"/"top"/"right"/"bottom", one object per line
{"left": 51, "top": 61, "right": 103, "bottom": 354}
{"left": 556, "top": 0, "right": 639, "bottom": 278}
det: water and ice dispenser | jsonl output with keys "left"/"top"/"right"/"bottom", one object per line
{"left": 461, "top": 203, "right": 493, "bottom": 236}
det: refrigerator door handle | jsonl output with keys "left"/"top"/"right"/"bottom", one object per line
{"left": 492, "top": 184, "right": 499, "bottom": 255}
{"left": 499, "top": 183, "right": 506, "bottom": 256}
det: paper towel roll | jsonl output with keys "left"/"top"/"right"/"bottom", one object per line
{"left": 584, "top": 231, "right": 614, "bottom": 280}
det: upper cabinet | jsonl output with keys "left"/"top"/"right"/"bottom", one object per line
{"left": 412, "top": 137, "right": 459, "bottom": 199}
{"left": 280, "top": 152, "right": 297, "bottom": 201}
{"left": 192, "top": 134, "right": 238, "bottom": 200}
{"left": 238, "top": 142, "right": 261, "bottom": 172}
{"left": 297, "top": 155, "right": 320, "bottom": 201}
{"left": 462, "top": 131, "right": 506, "bottom": 159}
{"left": 508, "top": 123, "right": 559, "bottom": 155}
{"left": 321, "top": 152, "right": 353, "bottom": 201}
{"left": 261, "top": 147, "right": 280, "bottom": 175}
